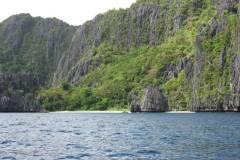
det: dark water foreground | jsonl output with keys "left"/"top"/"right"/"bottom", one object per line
{"left": 0, "top": 113, "right": 239, "bottom": 160}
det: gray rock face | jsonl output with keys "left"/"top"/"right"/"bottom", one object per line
{"left": 0, "top": 0, "right": 239, "bottom": 112}
{"left": 129, "top": 92, "right": 141, "bottom": 112}
{"left": 219, "top": 48, "right": 227, "bottom": 71}
{"left": 186, "top": 0, "right": 240, "bottom": 112}
{"left": 0, "top": 14, "right": 34, "bottom": 53}
{"left": 0, "top": 73, "right": 42, "bottom": 112}
{"left": 185, "top": 60, "right": 194, "bottom": 80}
{"left": 217, "top": 0, "right": 239, "bottom": 14}
{"left": 129, "top": 86, "right": 169, "bottom": 112}
{"left": 67, "top": 58, "right": 93, "bottom": 84}
{"left": 0, "top": 14, "right": 75, "bottom": 112}
{"left": 141, "top": 86, "right": 169, "bottom": 112}
{"left": 228, "top": 55, "right": 240, "bottom": 111}
{"left": 53, "top": 0, "right": 203, "bottom": 84}
{"left": 164, "top": 57, "right": 189, "bottom": 81}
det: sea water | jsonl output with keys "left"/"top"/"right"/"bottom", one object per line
{"left": 0, "top": 113, "right": 239, "bottom": 160}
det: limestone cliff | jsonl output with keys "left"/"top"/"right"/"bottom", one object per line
{"left": 0, "top": 14, "right": 75, "bottom": 111}
{"left": 0, "top": 0, "right": 239, "bottom": 112}
{"left": 53, "top": 0, "right": 204, "bottom": 84}
{"left": 130, "top": 86, "right": 169, "bottom": 112}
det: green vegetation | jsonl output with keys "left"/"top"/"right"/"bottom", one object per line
{"left": 39, "top": 26, "right": 195, "bottom": 111}
{"left": 39, "top": 0, "right": 239, "bottom": 111}
{"left": 1, "top": 0, "right": 238, "bottom": 112}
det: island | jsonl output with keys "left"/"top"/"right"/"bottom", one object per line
{"left": 0, "top": 0, "right": 239, "bottom": 112}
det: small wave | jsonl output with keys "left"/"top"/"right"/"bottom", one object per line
{"left": 66, "top": 144, "right": 89, "bottom": 150}
{"left": 1, "top": 156, "right": 16, "bottom": 160}
{"left": 74, "top": 132, "right": 81, "bottom": 135}
{"left": 136, "top": 149, "right": 161, "bottom": 155}
{"left": 57, "top": 130, "right": 72, "bottom": 133}
{"left": 57, "top": 154, "right": 90, "bottom": 160}
{"left": 9, "top": 122, "right": 26, "bottom": 126}
{"left": 0, "top": 140, "right": 16, "bottom": 145}
{"left": 57, "top": 155, "right": 79, "bottom": 160}
{"left": 113, "top": 132, "right": 121, "bottom": 135}
{"left": 108, "top": 152, "right": 134, "bottom": 158}
{"left": 40, "top": 129, "right": 52, "bottom": 132}
{"left": 104, "top": 149, "right": 113, "bottom": 153}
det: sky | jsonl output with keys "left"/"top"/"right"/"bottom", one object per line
{"left": 0, "top": 0, "right": 136, "bottom": 25}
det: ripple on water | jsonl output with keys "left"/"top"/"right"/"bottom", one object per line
{"left": 57, "top": 130, "right": 72, "bottom": 133}
{"left": 1, "top": 157, "right": 16, "bottom": 160}
{"left": 73, "top": 132, "right": 82, "bottom": 135}
{"left": 66, "top": 144, "right": 89, "bottom": 150}
{"left": 136, "top": 149, "right": 162, "bottom": 156}
{"left": 0, "top": 140, "right": 16, "bottom": 145}
{"left": 9, "top": 122, "right": 26, "bottom": 126}
{"left": 24, "top": 143, "right": 32, "bottom": 147}
{"left": 57, "top": 155, "right": 79, "bottom": 160}
{"left": 57, "top": 154, "right": 91, "bottom": 160}
{"left": 107, "top": 152, "right": 135, "bottom": 158}
{"left": 40, "top": 129, "right": 52, "bottom": 132}
{"left": 104, "top": 149, "right": 113, "bottom": 153}
{"left": 112, "top": 132, "right": 121, "bottom": 136}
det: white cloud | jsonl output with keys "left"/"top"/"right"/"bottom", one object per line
{"left": 0, "top": 0, "right": 136, "bottom": 25}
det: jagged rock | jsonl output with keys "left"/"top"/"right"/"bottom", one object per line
{"left": 130, "top": 86, "right": 169, "bottom": 112}
{"left": 188, "top": 0, "right": 239, "bottom": 112}
{"left": 229, "top": 55, "right": 240, "bottom": 111}
{"left": 219, "top": 48, "right": 227, "bottom": 71}
{"left": 0, "top": 94, "right": 42, "bottom": 112}
{"left": 164, "top": 57, "right": 190, "bottom": 81}
{"left": 173, "top": 0, "right": 185, "bottom": 34}
{"left": 209, "top": 17, "right": 218, "bottom": 37}
{"left": 141, "top": 86, "right": 169, "bottom": 112}
{"left": 0, "top": 73, "right": 42, "bottom": 112}
{"left": 0, "top": 0, "right": 239, "bottom": 112}
{"left": 223, "top": 94, "right": 240, "bottom": 112}
{"left": 177, "top": 58, "right": 189, "bottom": 71}
{"left": 185, "top": 60, "right": 194, "bottom": 81}
{"left": 218, "top": 0, "right": 238, "bottom": 14}
{"left": 164, "top": 59, "right": 191, "bottom": 83}
{"left": 129, "top": 92, "right": 141, "bottom": 112}
{"left": 194, "top": 35, "right": 205, "bottom": 75}
{"left": 191, "top": 35, "right": 205, "bottom": 111}
{"left": 0, "top": 14, "right": 75, "bottom": 112}
{"left": 68, "top": 59, "right": 93, "bottom": 84}
{"left": 192, "top": 0, "right": 204, "bottom": 10}
{"left": 164, "top": 63, "right": 178, "bottom": 81}
{"left": 54, "top": 1, "right": 197, "bottom": 83}
{"left": 149, "top": 6, "right": 160, "bottom": 45}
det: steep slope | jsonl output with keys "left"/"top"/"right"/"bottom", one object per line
{"left": 53, "top": 0, "right": 204, "bottom": 84}
{"left": 0, "top": 14, "right": 76, "bottom": 111}
{"left": 40, "top": 0, "right": 240, "bottom": 112}
{"left": 0, "top": 0, "right": 239, "bottom": 112}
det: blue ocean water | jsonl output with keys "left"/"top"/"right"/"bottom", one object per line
{"left": 0, "top": 113, "right": 239, "bottom": 160}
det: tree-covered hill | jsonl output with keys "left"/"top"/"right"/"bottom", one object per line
{"left": 0, "top": 0, "right": 239, "bottom": 112}
{"left": 0, "top": 14, "right": 76, "bottom": 111}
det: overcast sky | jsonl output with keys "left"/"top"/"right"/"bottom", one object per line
{"left": 0, "top": 0, "right": 136, "bottom": 25}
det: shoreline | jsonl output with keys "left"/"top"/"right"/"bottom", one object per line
{"left": 165, "top": 111, "right": 196, "bottom": 114}
{"left": 51, "top": 111, "right": 197, "bottom": 114}
{"left": 51, "top": 111, "right": 130, "bottom": 114}
{"left": 49, "top": 111, "right": 240, "bottom": 114}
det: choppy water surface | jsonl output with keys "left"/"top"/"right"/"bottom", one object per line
{"left": 0, "top": 113, "right": 239, "bottom": 160}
